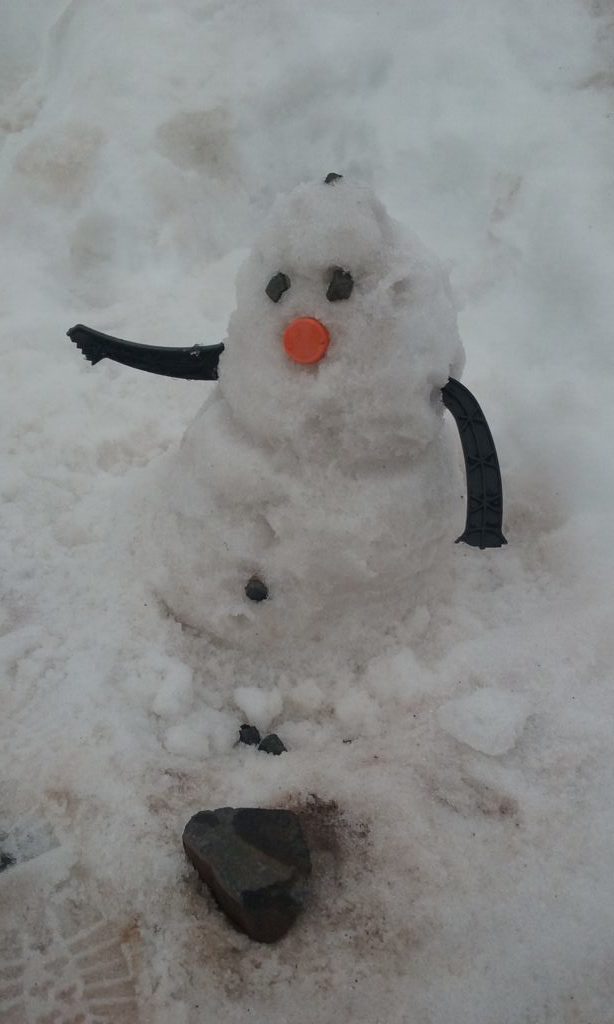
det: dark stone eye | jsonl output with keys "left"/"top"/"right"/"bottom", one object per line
{"left": 265, "top": 272, "right": 290, "bottom": 303}
{"left": 245, "top": 575, "right": 269, "bottom": 602}
{"left": 324, "top": 172, "right": 343, "bottom": 184}
{"left": 326, "top": 267, "right": 353, "bottom": 302}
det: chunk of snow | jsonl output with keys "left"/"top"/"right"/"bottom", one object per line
{"left": 233, "top": 685, "right": 283, "bottom": 730}
{"left": 437, "top": 687, "right": 531, "bottom": 755}
{"left": 163, "top": 709, "right": 236, "bottom": 757}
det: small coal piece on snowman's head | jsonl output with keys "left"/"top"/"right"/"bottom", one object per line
{"left": 245, "top": 576, "right": 269, "bottom": 602}
{"left": 326, "top": 267, "right": 354, "bottom": 302}
{"left": 265, "top": 272, "right": 290, "bottom": 303}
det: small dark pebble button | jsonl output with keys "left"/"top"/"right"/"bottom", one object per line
{"left": 265, "top": 272, "right": 290, "bottom": 303}
{"left": 239, "top": 724, "right": 261, "bottom": 746}
{"left": 258, "top": 734, "right": 287, "bottom": 755}
{"left": 245, "top": 576, "right": 269, "bottom": 602}
{"left": 324, "top": 172, "right": 343, "bottom": 184}
{"left": 326, "top": 267, "right": 354, "bottom": 302}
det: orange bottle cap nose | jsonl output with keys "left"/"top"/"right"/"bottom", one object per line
{"left": 283, "top": 317, "right": 330, "bottom": 365}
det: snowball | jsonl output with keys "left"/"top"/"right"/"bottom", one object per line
{"left": 221, "top": 178, "right": 465, "bottom": 462}
{"left": 233, "top": 685, "right": 283, "bottom": 729}
{"left": 365, "top": 646, "right": 441, "bottom": 705}
{"left": 163, "top": 708, "right": 236, "bottom": 757}
{"left": 437, "top": 687, "right": 531, "bottom": 756}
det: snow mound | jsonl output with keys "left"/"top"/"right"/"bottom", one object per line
{"left": 437, "top": 686, "right": 531, "bottom": 755}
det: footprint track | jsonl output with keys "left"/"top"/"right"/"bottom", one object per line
{"left": 0, "top": 888, "right": 140, "bottom": 1023}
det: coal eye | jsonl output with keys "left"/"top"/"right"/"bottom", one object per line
{"left": 265, "top": 272, "right": 290, "bottom": 303}
{"left": 326, "top": 267, "right": 354, "bottom": 302}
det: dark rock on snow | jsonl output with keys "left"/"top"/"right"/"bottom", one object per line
{"left": 245, "top": 575, "right": 269, "bottom": 602}
{"left": 326, "top": 267, "right": 354, "bottom": 302}
{"left": 258, "top": 733, "right": 287, "bottom": 755}
{"left": 239, "top": 723, "right": 261, "bottom": 746}
{"left": 183, "top": 807, "right": 311, "bottom": 943}
{"left": 0, "top": 851, "right": 16, "bottom": 872}
{"left": 264, "top": 272, "right": 291, "bottom": 304}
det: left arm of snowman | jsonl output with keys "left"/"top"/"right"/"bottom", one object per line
{"left": 67, "top": 325, "right": 506, "bottom": 550}
{"left": 67, "top": 324, "right": 224, "bottom": 380}
{"left": 441, "top": 378, "right": 507, "bottom": 550}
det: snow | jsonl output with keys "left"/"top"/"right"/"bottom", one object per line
{"left": 146, "top": 178, "right": 465, "bottom": 652}
{"left": 234, "top": 685, "right": 284, "bottom": 729}
{"left": 1, "top": 1, "right": 614, "bottom": 1022}
{"left": 436, "top": 687, "right": 531, "bottom": 756}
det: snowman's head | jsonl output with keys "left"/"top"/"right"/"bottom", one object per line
{"left": 220, "top": 176, "right": 464, "bottom": 467}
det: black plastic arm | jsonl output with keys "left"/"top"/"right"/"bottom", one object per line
{"left": 66, "top": 327, "right": 505, "bottom": 550}
{"left": 441, "top": 378, "right": 507, "bottom": 549}
{"left": 67, "top": 324, "right": 224, "bottom": 380}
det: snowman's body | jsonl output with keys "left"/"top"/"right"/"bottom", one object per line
{"left": 149, "top": 179, "right": 465, "bottom": 654}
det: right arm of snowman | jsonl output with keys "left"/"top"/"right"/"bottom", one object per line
{"left": 67, "top": 324, "right": 224, "bottom": 381}
{"left": 441, "top": 378, "right": 507, "bottom": 550}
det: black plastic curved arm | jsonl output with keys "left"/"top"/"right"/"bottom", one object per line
{"left": 441, "top": 378, "right": 507, "bottom": 549}
{"left": 67, "top": 324, "right": 224, "bottom": 380}
{"left": 66, "top": 327, "right": 505, "bottom": 550}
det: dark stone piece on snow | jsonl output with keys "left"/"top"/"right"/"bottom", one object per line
{"left": 239, "top": 724, "right": 261, "bottom": 746}
{"left": 258, "top": 733, "right": 287, "bottom": 755}
{"left": 265, "top": 272, "right": 291, "bottom": 303}
{"left": 183, "top": 807, "right": 311, "bottom": 943}
{"left": 0, "top": 851, "right": 16, "bottom": 872}
{"left": 324, "top": 172, "right": 343, "bottom": 184}
{"left": 326, "top": 267, "right": 354, "bottom": 302}
{"left": 245, "top": 575, "right": 269, "bottom": 602}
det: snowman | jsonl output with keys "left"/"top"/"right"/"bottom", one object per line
{"left": 69, "top": 174, "right": 505, "bottom": 658}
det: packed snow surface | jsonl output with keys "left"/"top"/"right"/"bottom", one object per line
{"left": 1, "top": 2, "right": 614, "bottom": 1023}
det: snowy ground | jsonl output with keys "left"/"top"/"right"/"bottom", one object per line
{"left": 2, "top": 1, "right": 614, "bottom": 1022}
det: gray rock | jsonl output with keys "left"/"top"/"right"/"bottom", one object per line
{"left": 239, "top": 724, "right": 261, "bottom": 746}
{"left": 258, "top": 733, "right": 286, "bottom": 755}
{"left": 183, "top": 807, "right": 311, "bottom": 943}
{"left": 245, "top": 575, "right": 269, "bottom": 602}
